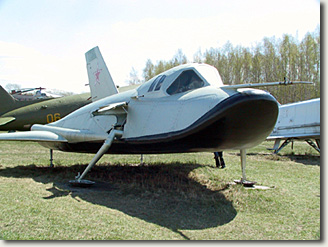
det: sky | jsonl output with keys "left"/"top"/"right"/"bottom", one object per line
{"left": 0, "top": 0, "right": 321, "bottom": 94}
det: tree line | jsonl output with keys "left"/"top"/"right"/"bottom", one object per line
{"left": 131, "top": 27, "right": 320, "bottom": 104}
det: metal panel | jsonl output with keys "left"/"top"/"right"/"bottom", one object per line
{"left": 269, "top": 98, "right": 320, "bottom": 138}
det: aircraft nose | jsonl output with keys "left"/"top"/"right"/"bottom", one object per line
{"left": 194, "top": 88, "right": 279, "bottom": 150}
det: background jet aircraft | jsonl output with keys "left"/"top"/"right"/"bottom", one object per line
{"left": 0, "top": 46, "right": 311, "bottom": 187}
{"left": 267, "top": 98, "right": 320, "bottom": 153}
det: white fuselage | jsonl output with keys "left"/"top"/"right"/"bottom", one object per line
{"left": 269, "top": 98, "right": 320, "bottom": 140}
{"left": 30, "top": 64, "right": 279, "bottom": 154}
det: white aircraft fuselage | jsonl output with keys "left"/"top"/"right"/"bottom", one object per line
{"left": 267, "top": 98, "right": 320, "bottom": 153}
{"left": 269, "top": 98, "right": 320, "bottom": 140}
{"left": 33, "top": 63, "right": 279, "bottom": 154}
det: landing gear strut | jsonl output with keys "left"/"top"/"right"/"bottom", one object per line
{"left": 234, "top": 149, "right": 256, "bottom": 187}
{"left": 69, "top": 130, "right": 123, "bottom": 187}
{"left": 270, "top": 138, "right": 320, "bottom": 154}
{"left": 305, "top": 139, "right": 320, "bottom": 153}
{"left": 49, "top": 149, "right": 54, "bottom": 168}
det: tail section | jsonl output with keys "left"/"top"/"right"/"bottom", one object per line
{"left": 85, "top": 46, "right": 118, "bottom": 101}
{"left": 0, "top": 86, "right": 16, "bottom": 115}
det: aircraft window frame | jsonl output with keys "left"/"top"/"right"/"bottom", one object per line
{"left": 166, "top": 70, "right": 205, "bottom": 95}
{"left": 148, "top": 75, "right": 166, "bottom": 92}
{"left": 148, "top": 78, "right": 159, "bottom": 92}
{"left": 154, "top": 75, "right": 166, "bottom": 91}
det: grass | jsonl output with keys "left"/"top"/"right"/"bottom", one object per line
{"left": 0, "top": 139, "right": 320, "bottom": 240}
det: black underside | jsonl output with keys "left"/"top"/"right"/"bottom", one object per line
{"left": 52, "top": 91, "right": 279, "bottom": 154}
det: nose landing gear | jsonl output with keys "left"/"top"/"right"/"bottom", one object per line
{"left": 234, "top": 149, "right": 256, "bottom": 187}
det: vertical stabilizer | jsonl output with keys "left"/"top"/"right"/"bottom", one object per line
{"left": 0, "top": 86, "right": 16, "bottom": 115}
{"left": 85, "top": 46, "right": 118, "bottom": 101}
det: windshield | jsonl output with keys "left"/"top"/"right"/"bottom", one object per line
{"left": 166, "top": 70, "right": 204, "bottom": 95}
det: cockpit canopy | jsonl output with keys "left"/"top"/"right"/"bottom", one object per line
{"left": 167, "top": 70, "right": 204, "bottom": 95}
{"left": 139, "top": 63, "right": 223, "bottom": 97}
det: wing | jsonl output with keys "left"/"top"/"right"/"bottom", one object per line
{"left": 0, "top": 130, "right": 67, "bottom": 142}
{"left": 92, "top": 101, "right": 128, "bottom": 115}
{"left": 0, "top": 117, "right": 16, "bottom": 126}
{"left": 0, "top": 123, "right": 110, "bottom": 143}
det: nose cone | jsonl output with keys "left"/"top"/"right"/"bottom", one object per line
{"left": 192, "top": 88, "right": 279, "bottom": 150}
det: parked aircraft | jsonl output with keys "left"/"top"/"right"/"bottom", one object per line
{"left": 10, "top": 87, "right": 61, "bottom": 101}
{"left": 0, "top": 46, "right": 312, "bottom": 187}
{"left": 267, "top": 98, "right": 320, "bottom": 153}
{"left": 0, "top": 90, "right": 91, "bottom": 131}
{"left": 0, "top": 50, "right": 123, "bottom": 132}
{"left": 1, "top": 85, "right": 52, "bottom": 115}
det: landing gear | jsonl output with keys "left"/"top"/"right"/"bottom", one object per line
{"left": 270, "top": 138, "right": 320, "bottom": 154}
{"left": 49, "top": 149, "right": 54, "bottom": 168}
{"left": 234, "top": 149, "right": 256, "bottom": 187}
{"left": 305, "top": 139, "right": 320, "bottom": 153}
{"left": 273, "top": 139, "right": 292, "bottom": 154}
{"left": 69, "top": 130, "right": 123, "bottom": 187}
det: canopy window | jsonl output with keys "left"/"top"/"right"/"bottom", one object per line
{"left": 148, "top": 75, "right": 166, "bottom": 92}
{"left": 167, "top": 70, "right": 204, "bottom": 95}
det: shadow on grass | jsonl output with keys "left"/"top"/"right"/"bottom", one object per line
{"left": 235, "top": 152, "right": 320, "bottom": 166}
{"left": 0, "top": 162, "right": 237, "bottom": 239}
{"left": 283, "top": 154, "right": 320, "bottom": 166}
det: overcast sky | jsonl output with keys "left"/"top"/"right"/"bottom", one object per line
{"left": 0, "top": 0, "right": 320, "bottom": 93}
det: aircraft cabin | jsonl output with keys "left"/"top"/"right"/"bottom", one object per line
{"left": 137, "top": 63, "right": 224, "bottom": 98}
{"left": 122, "top": 64, "right": 227, "bottom": 140}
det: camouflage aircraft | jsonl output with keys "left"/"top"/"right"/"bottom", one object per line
{"left": 0, "top": 87, "right": 91, "bottom": 131}
{"left": 0, "top": 51, "right": 120, "bottom": 131}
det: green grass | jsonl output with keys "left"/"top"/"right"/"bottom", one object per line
{"left": 0, "top": 140, "right": 320, "bottom": 240}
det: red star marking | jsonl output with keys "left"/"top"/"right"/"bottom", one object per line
{"left": 93, "top": 64, "right": 102, "bottom": 85}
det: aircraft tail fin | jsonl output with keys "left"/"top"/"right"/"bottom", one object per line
{"left": 0, "top": 86, "right": 16, "bottom": 115}
{"left": 85, "top": 46, "right": 118, "bottom": 101}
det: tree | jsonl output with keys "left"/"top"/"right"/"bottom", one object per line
{"left": 251, "top": 44, "right": 263, "bottom": 83}
{"left": 143, "top": 59, "right": 155, "bottom": 82}
{"left": 171, "top": 49, "right": 187, "bottom": 66}
{"left": 242, "top": 47, "right": 253, "bottom": 83}
{"left": 5, "top": 83, "right": 21, "bottom": 92}
{"left": 128, "top": 67, "right": 141, "bottom": 85}
{"left": 193, "top": 48, "right": 203, "bottom": 63}
{"left": 141, "top": 27, "right": 320, "bottom": 103}
{"left": 154, "top": 60, "right": 166, "bottom": 75}
{"left": 262, "top": 37, "right": 279, "bottom": 82}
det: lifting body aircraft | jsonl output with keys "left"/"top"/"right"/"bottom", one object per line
{"left": 0, "top": 46, "right": 312, "bottom": 187}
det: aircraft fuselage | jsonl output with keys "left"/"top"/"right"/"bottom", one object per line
{"left": 38, "top": 84, "right": 278, "bottom": 154}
